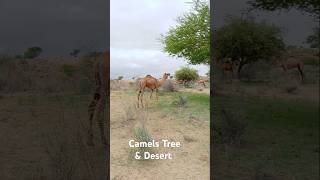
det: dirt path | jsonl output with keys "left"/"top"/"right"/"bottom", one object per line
{"left": 110, "top": 91, "right": 209, "bottom": 180}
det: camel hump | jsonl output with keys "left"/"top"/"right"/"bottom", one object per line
{"left": 145, "top": 75, "right": 152, "bottom": 78}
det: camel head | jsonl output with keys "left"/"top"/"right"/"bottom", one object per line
{"left": 162, "top": 73, "right": 170, "bottom": 80}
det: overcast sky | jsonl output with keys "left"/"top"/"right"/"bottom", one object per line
{"left": 0, "top": 0, "right": 317, "bottom": 77}
{"left": 0, "top": 0, "right": 108, "bottom": 56}
{"left": 110, "top": 0, "right": 209, "bottom": 79}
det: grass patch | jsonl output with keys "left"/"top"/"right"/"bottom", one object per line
{"left": 213, "top": 95, "right": 319, "bottom": 179}
{"left": 304, "top": 57, "right": 319, "bottom": 66}
{"left": 152, "top": 92, "right": 209, "bottom": 121}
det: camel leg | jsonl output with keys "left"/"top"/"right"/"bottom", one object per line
{"left": 87, "top": 94, "right": 98, "bottom": 146}
{"left": 137, "top": 91, "right": 141, "bottom": 108}
{"left": 140, "top": 91, "right": 144, "bottom": 108}
{"left": 298, "top": 65, "right": 304, "bottom": 82}
{"left": 87, "top": 89, "right": 100, "bottom": 146}
{"left": 156, "top": 88, "right": 159, "bottom": 100}
{"left": 138, "top": 89, "right": 145, "bottom": 108}
{"left": 150, "top": 89, "right": 153, "bottom": 99}
{"left": 97, "top": 95, "right": 107, "bottom": 146}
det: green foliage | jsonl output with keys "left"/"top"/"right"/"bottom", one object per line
{"left": 61, "top": 64, "right": 77, "bottom": 78}
{"left": 161, "top": 1, "right": 210, "bottom": 65}
{"left": 247, "top": 0, "right": 320, "bottom": 17}
{"left": 306, "top": 27, "right": 319, "bottom": 49}
{"left": 134, "top": 126, "right": 152, "bottom": 143}
{"left": 174, "top": 67, "right": 199, "bottom": 82}
{"left": 117, "top": 76, "right": 124, "bottom": 80}
{"left": 23, "top": 47, "right": 42, "bottom": 59}
{"left": 214, "top": 17, "right": 285, "bottom": 75}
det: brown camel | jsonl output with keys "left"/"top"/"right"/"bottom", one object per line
{"left": 214, "top": 59, "right": 234, "bottom": 78}
{"left": 280, "top": 58, "right": 304, "bottom": 81}
{"left": 137, "top": 73, "right": 170, "bottom": 108}
{"left": 196, "top": 79, "right": 206, "bottom": 87}
{"left": 87, "top": 51, "right": 109, "bottom": 146}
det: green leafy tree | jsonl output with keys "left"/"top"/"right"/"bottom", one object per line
{"left": 306, "top": 27, "right": 319, "bottom": 48}
{"left": 23, "top": 47, "right": 42, "bottom": 59}
{"left": 161, "top": 1, "right": 210, "bottom": 65}
{"left": 214, "top": 17, "right": 285, "bottom": 77}
{"left": 174, "top": 67, "right": 199, "bottom": 82}
{"left": 247, "top": 0, "right": 320, "bottom": 17}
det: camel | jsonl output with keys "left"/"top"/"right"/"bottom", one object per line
{"left": 196, "top": 79, "right": 206, "bottom": 87}
{"left": 137, "top": 73, "right": 170, "bottom": 108}
{"left": 87, "top": 51, "right": 109, "bottom": 146}
{"left": 280, "top": 58, "right": 304, "bottom": 81}
{"left": 214, "top": 58, "right": 234, "bottom": 79}
{"left": 196, "top": 77, "right": 209, "bottom": 87}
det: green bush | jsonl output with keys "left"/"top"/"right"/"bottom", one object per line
{"left": 174, "top": 67, "right": 199, "bottom": 82}
{"left": 134, "top": 125, "right": 152, "bottom": 143}
{"left": 117, "top": 76, "right": 124, "bottom": 80}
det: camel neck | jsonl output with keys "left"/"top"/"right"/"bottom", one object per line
{"left": 159, "top": 78, "right": 167, "bottom": 86}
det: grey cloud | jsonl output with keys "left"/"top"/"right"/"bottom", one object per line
{"left": 0, "top": 0, "right": 108, "bottom": 55}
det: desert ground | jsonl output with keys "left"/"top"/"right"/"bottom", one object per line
{"left": 110, "top": 80, "right": 210, "bottom": 179}
{"left": 0, "top": 57, "right": 108, "bottom": 179}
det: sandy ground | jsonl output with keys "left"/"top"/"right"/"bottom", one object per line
{"left": 110, "top": 91, "right": 210, "bottom": 180}
{"left": 216, "top": 83, "right": 319, "bottom": 103}
{"left": 0, "top": 94, "right": 108, "bottom": 179}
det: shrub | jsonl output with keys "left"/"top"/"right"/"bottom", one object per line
{"left": 133, "top": 125, "right": 153, "bottom": 158}
{"left": 174, "top": 67, "right": 199, "bottom": 82}
{"left": 23, "top": 47, "right": 42, "bottom": 59}
{"left": 134, "top": 125, "right": 152, "bottom": 143}
{"left": 161, "top": 80, "right": 175, "bottom": 92}
{"left": 213, "top": 109, "right": 247, "bottom": 146}
{"left": 172, "top": 96, "right": 188, "bottom": 108}
{"left": 123, "top": 104, "right": 136, "bottom": 121}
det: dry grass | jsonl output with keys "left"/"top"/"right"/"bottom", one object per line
{"left": 0, "top": 57, "right": 95, "bottom": 94}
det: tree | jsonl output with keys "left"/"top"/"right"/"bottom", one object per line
{"left": 174, "top": 67, "right": 199, "bottom": 82}
{"left": 306, "top": 27, "right": 319, "bottom": 49}
{"left": 247, "top": 0, "right": 320, "bottom": 17}
{"left": 214, "top": 17, "right": 285, "bottom": 77}
{"left": 117, "top": 76, "right": 123, "bottom": 80}
{"left": 70, "top": 49, "right": 81, "bottom": 57}
{"left": 23, "top": 47, "right": 42, "bottom": 59}
{"left": 161, "top": 1, "right": 210, "bottom": 65}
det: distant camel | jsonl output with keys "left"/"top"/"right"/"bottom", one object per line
{"left": 196, "top": 79, "right": 206, "bottom": 87}
{"left": 87, "top": 51, "right": 109, "bottom": 146}
{"left": 175, "top": 79, "right": 187, "bottom": 85}
{"left": 280, "top": 58, "right": 304, "bottom": 81}
{"left": 214, "top": 59, "right": 234, "bottom": 78}
{"left": 137, "top": 73, "right": 170, "bottom": 108}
